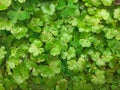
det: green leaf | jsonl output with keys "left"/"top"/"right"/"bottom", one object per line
{"left": 40, "top": 30, "right": 54, "bottom": 43}
{"left": 28, "top": 40, "right": 44, "bottom": 57}
{"left": 68, "top": 0, "right": 78, "bottom": 9}
{"left": 7, "top": 10, "right": 30, "bottom": 21}
{"left": 62, "top": 47, "right": 76, "bottom": 60}
{"left": 101, "top": 0, "right": 113, "bottom": 6}
{"left": 105, "top": 28, "right": 118, "bottom": 39}
{"left": 12, "top": 69, "right": 29, "bottom": 84}
{"left": 29, "top": 18, "right": 43, "bottom": 26}
{"left": 60, "top": 32, "right": 72, "bottom": 43}
{"left": 39, "top": 65, "right": 54, "bottom": 77}
{"left": 50, "top": 44, "right": 61, "bottom": 56}
{"left": 91, "top": 52, "right": 105, "bottom": 66}
{"left": 67, "top": 59, "right": 78, "bottom": 71}
{"left": 91, "top": 0, "right": 101, "bottom": 6}
{"left": 0, "top": 0, "right": 11, "bottom": 10}
{"left": 87, "top": 7, "right": 97, "bottom": 15}
{"left": 84, "top": 15, "right": 100, "bottom": 26}
{"left": 61, "top": 8, "right": 75, "bottom": 17}
{"left": 41, "top": 3, "right": 56, "bottom": 15}
{"left": 0, "top": 46, "right": 7, "bottom": 65}
{"left": 56, "top": 79, "right": 68, "bottom": 90}
{"left": 18, "top": 0, "right": 26, "bottom": 3}
{"left": 91, "top": 70, "right": 105, "bottom": 84}
{"left": 77, "top": 57, "right": 86, "bottom": 72}
{"left": 79, "top": 39, "right": 91, "bottom": 47}
{"left": 102, "top": 49, "right": 113, "bottom": 62}
{"left": 57, "top": 0, "right": 66, "bottom": 10}
{"left": 66, "top": 47, "right": 76, "bottom": 60}
{"left": 0, "top": 18, "right": 12, "bottom": 30}
{"left": 49, "top": 60, "right": 61, "bottom": 74}
{"left": 11, "top": 26, "right": 28, "bottom": 39}
{"left": 28, "top": 18, "right": 43, "bottom": 32}
{"left": 96, "top": 9, "right": 111, "bottom": 21}
{"left": 0, "top": 83, "right": 5, "bottom": 90}
{"left": 6, "top": 57, "right": 16, "bottom": 69}
{"left": 58, "top": 0, "right": 78, "bottom": 17}
{"left": 114, "top": 8, "right": 120, "bottom": 20}
{"left": 0, "top": 0, "right": 120, "bottom": 89}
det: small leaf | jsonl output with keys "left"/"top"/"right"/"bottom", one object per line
{"left": 60, "top": 32, "right": 72, "bottom": 43}
{"left": 11, "top": 26, "right": 28, "bottom": 39}
{"left": 28, "top": 40, "right": 44, "bottom": 57}
{"left": 57, "top": 0, "right": 66, "bottom": 10}
{"left": 101, "top": 0, "right": 113, "bottom": 6}
{"left": 79, "top": 39, "right": 91, "bottom": 47}
{"left": 66, "top": 47, "right": 76, "bottom": 60}
{"left": 114, "top": 8, "right": 120, "bottom": 20}
{"left": 0, "top": 46, "right": 7, "bottom": 65}
{"left": 91, "top": 70, "right": 105, "bottom": 84}
{"left": 77, "top": 57, "right": 86, "bottom": 72}
{"left": 39, "top": 65, "right": 54, "bottom": 77}
{"left": 7, "top": 10, "right": 30, "bottom": 21}
{"left": 67, "top": 59, "right": 78, "bottom": 71}
{"left": 41, "top": 3, "right": 56, "bottom": 15}
{"left": 56, "top": 79, "right": 68, "bottom": 90}
{"left": 0, "top": 83, "right": 5, "bottom": 90}
{"left": 50, "top": 44, "right": 61, "bottom": 56}
{"left": 49, "top": 60, "right": 61, "bottom": 74}
{"left": 18, "top": 0, "right": 26, "bottom": 3}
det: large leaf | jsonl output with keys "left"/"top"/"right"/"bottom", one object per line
{"left": 0, "top": 0, "right": 11, "bottom": 10}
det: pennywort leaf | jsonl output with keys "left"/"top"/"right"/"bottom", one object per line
{"left": 0, "top": 0, "right": 11, "bottom": 11}
{"left": 0, "top": 46, "right": 7, "bottom": 65}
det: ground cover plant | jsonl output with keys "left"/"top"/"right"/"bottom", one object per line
{"left": 0, "top": 0, "right": 120, "bottom": 90}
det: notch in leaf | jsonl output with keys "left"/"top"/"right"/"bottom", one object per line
{"left": 114, "top": 0, "right": 120, "bottom": 5}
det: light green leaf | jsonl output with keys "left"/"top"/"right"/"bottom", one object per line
{"left": 91, "top": 0, "right": 101, "bottom": 6}
{"left": 41, "top": 3, "right": 56, "bottom": 15}
{"left": 0, "top": 0, "right": 11, "bottom": 10}
{"left": 102, "top": 50, "right": 113, "bottom": 62}
{"left": 0, "top": 18, "right": 12, "bottom": 30}
{"left": 60, "top": 32, "right": 72, "bottom": 43}
{"left": 96, "top": 59, "right": 105, "bottom": 66}
{"left": 91, "top": 52, "right": 105, "bottom": 66}
{"left": 18, "top": 0, "right": 26, "bottom": 3}
{"left": 31, "top": 18, "right": 43, "bottom": 27}
{"left": 6, "top": 58, "right": 16, "bottom": 69}
{"left": 67, "top": 59, "right": 78, "bottom": 71}
{"left": 56, "top": 79, "right": 68, "bottom": 90}
{"left": 12, "top": 70, "right": 29, "bottom": 84}
{"left": 67, "top": 47, "right": 76, "bottom": 60}
{"left": 0, "top": 46, "right": 7, "bottom": 65}
{"left": 28, "top": 40, "right": 44, "bottom": 57}
{"left": 96, "top": 9, "right": 111, "bottom": 21}
{"left": 79, "top": 39, "right": 91, "bottom": 47}
{"left": 84, "top": 15, "right": 100, "bottom": 26}
{"left": 77, "top": 57, "right": 86, "bottom": 72}
{"left": 0, "top": 83, "right": 5, "bottom": 90}
{"left": 105, "top": 29, "right": 117, "bottom": 39}
{"left": 39, "top": 65, "right": 54, "bottom": 77}
{"left": 49, "top": 60, "right": 61, "bottom": 74}
{"left": 91, "top": 70, "right": 105, "bottom": 84}
{"left": 11, "top": 26, "right": 28, "bottom": 39}
{"left": 101, "top": 0, "right": 113, "bottom": 6}
{"left": 114, "top": 8, "right": 120, "bottom": 20}
{"left": 40, "top": 30, "right": 54, "bottom": 43}
{"left": 50, "top": 45, "right": 61, "bottom": 56}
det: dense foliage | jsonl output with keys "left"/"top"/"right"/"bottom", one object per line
{"left": 0, "top": 0, "right": 120, "bottom": 90}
